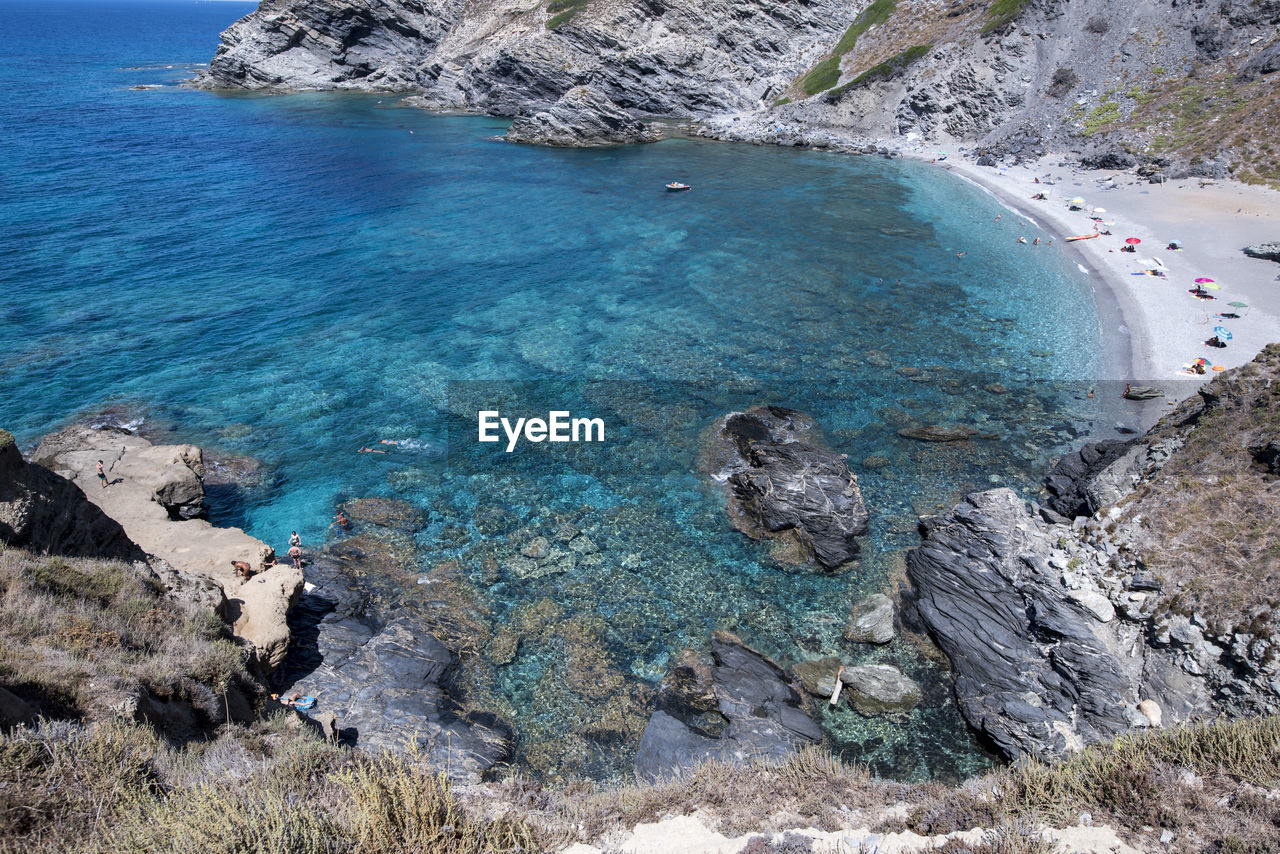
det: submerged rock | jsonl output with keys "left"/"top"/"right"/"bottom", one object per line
{"left": 839, "top": 664, "right": 922, "bottom": 717}
{"left": 505, "top": 86, "right": 660, "bottom": 147}
{"left": 634, "top": 632, "right": 821, "bottom": 782}
{"left": 704, "top": 406, "right": 869, "bottom": 571}
{"left": 896, "top": 425, "right": 975, "bottom": 443}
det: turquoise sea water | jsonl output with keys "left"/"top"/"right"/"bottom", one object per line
{"left": 2, "top": 0, "right": 1109, "bottom": 781}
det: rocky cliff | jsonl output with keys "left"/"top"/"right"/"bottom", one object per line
{"left": 199, "top": 0, "right": 1280, "bottom": 175}
{"left": 905, "top": 343, "right": 1280, "bottom": 763}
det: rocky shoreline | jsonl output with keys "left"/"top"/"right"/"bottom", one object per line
{"left": 194, "top": 0, "right": 1280, "bottom": 178}
{"left": 7, "top": 346, "right": 1279, "bottom": 782}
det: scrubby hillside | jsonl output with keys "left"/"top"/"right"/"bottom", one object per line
{"left": 198, "top": 0, "right": 1280, "bottom": 178}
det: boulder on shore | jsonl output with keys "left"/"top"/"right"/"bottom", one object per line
{"left": 703, "top": 406, "right": 869, "bottom": 571}
{"left": 505, "top": 86, "right": 661, "bottom": 147}
{"left": 843, "top": 593, "right": 896, "bottom": 644}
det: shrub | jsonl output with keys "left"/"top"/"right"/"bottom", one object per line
{"left": 1047, "top": 66, "right": 1079, "bottom": 98}
{"left": 1085, "top": 16, "right": 1110, "bottom": 35}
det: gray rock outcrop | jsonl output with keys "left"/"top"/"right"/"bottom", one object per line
{"left": 634, "top": 632, "right": 821, "bottom": 782}
{"left": 843, "top": 593, "right": 896, "bottom": 644}
{"left": 905, "top": 488, "right": 1183, "bottom": 761}
{"left": 505, "top": 86, "right": 661, "bottom": 146}
{"left": 196, "top": 0, "right": 1280, "bottom": 171}
{"left": 704, "top": 406, "right": 868, "bottom": 571}
{"left": 1243, "top": 241, "right": 1280, "bottom": 262}
{"left": 275, "top": 549, "right": 513, "bottom": 780}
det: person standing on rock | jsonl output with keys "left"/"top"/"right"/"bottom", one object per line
{"left": 288, "top": 543, "right": 303, "bottom": 570}
{"left": 96, "top": 460, "right": 107, "bottom": 488}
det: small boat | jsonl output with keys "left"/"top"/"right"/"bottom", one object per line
{"left": 665, "top": 182, "right": 690, "bottom": 191}
{"left": 1064, "top": 231, "right": 1101, "bottom": 242}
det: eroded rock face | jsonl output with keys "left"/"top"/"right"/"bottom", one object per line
{"left": 506, "top": 86, "right": 661, "bottom": 146}
{"left": 905, "top": 488, "right": 1208, "bottom": 762}
{"left": 634, "top": 632, "right": 821, "bottom": 782}
{"left": 705, "top": 406, "right": 868, "bottom": 571}
{"left": 839, "top": 664, "right": 921, "bottom": 717}
{"left": 0, "top": 428, "right": 143, "bottom": 560}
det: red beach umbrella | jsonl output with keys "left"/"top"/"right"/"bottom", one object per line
{"left": 1125, "top": 238, "right": 1141, "bottom": 245}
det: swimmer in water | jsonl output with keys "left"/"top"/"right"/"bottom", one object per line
{"left": 1017, "top": 236, "right": 1027, "bottom": 244}
{"left": 379, "top": 439, "right": 400, "bottom": 445}
{"left": 357, "top": 447, "right": 386, "bottom": 454}
{"left": 956, "top": 251, "right": 967, "bottom": 257}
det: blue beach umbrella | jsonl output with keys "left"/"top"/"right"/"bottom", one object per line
{"left": 1215, "top": 326, "right": 1232, "bottom": 339}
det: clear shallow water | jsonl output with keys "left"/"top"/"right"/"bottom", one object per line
{"left": 2, "top": 0, "right": 1108, "bottom": 782}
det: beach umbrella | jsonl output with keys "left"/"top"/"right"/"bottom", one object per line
{"left": 1194, "top": 277, "right": 1215, "bottom": 283}
{"left": 1125, "top": 237, "right": 1141, "bottom": 245}
{"left": 1228, "top": 301, "right": 1250, "bottom": 312}
{"left": 1203, "top": 282, "right": 1221, "bottom": 290}
{"left": 1215, "top": 326, "right": 1232, "bottom": 339}
{"left": 1092, "top": 207, "right": 1107, "bottom": 213}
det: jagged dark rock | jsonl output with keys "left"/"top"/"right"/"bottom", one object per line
{"left": 1238, "top": 41, "right": 1280, "bottom": 80}
{"left": 634, "top": 632, "right": 821, "bottom": 782}
{"left": 1043, "top": 438, "right": 1133, "bottom": 518}
{"left": 704, "top": 406, "right": 868, "bottom": 571}
{"left": 505, "top": 86, "right": 661, "bottom": 146}
{"left": 273, "top": 549, "right": 512, "bottom": 781}
{"left": 905, "top": 489, "right": 1191, "bottom": 762}
{"left": 1243, "top": 241, "right": 1280, "bottom": 262}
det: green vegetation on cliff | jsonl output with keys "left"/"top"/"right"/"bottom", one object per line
{"left": 799, "top": 0, "right": 896, "bottom": 96}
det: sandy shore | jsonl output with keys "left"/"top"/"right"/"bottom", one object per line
{"left": 930, "top": 154, "right": 1280, "bottom": 382}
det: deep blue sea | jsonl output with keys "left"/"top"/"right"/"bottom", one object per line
{"left": 1, "top": 0, "right": 1111, "bottom": 782}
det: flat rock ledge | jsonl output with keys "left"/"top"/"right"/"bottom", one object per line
{"left": 31, "top": 424, "right": 301, "bottom": 674}
{"left": 703, "top": 406, "right": 869, "bottom": 571}
{"left": 504, "top": 86, "right": 661, "bottom": 147}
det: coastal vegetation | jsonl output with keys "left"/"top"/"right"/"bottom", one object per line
{"left": 799, "top": 0, "right": 896, "bottom": 96}
{"left": 3, "top": 706, "right": 1278, "bottom": 852}
{"left": 546, "top": 0, "right": 591, "bottom": 29}
{"left": 830, "top": 44, "right": 932, "bottom": 97}
{"left": 982, "top": 0, "right": 1033, "bottom": 34}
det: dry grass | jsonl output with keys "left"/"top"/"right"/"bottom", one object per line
{"left": 0, "top": 546, "right": 254, "bottom": 724}
{"left": 1110, "top": 346, "right": 1280, "bottom": 637}
{"left": 2, "top": 712, "right": 1280, "bottom": 852}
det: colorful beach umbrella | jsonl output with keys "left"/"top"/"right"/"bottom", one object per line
{"left": 1215, "top": 326, "right": 1232, "bottom": 339}
{"left": 1194, "top": 277, "right": 1215, "bottom": 283}
{"left": 1125, "top": 237, "right": 1141, "bottom": 245}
